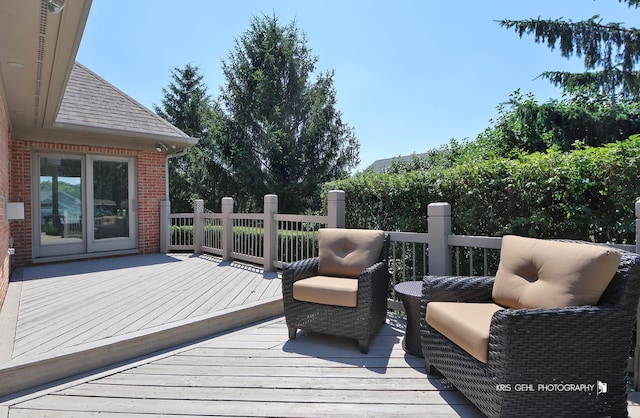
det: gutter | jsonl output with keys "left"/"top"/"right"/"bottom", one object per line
{"left": 53, "top": 121, "right": 200, "bottom": 149}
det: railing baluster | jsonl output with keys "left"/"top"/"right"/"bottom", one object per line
{"left": 402, "top": 242, "right": 407, "bottom": 282}
{"left": 484, "top": 248, "right": 488, "bottom": 275}
{"left": 299, "top": 222, "right": 302, "bottom": 260}
{"left": 280, "top": 221, "right": 284, "bottom": 263}
{"left": 392, "top": 241, "right": 398, "bottom": 284}
{"left": 424, "top": 245, "right": 428, "bottom": 278}
{"left": 287, "top": 221, "right": 292, "bottom": 263}
{"left": 412, "top": 242, "right": 417, "bottom": 281}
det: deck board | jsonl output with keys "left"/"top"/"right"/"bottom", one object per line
{"left": 8, "top": 253, "right": 281, "bottom": 360}
{"left": 3, "top": 254, "right": 640, "bottom": 416}
{"left": 5, "top": 316, "right": 485, "bottom": 417}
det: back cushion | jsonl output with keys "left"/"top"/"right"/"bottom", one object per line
{"left": 318, "top": 229, "right": 385, "bottom": 278}
{"left": 493, "top": 235, "right": 620, "bottom": 309}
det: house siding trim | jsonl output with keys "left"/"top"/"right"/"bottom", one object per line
{"left": 0, "top": 93, "right": 10, "bottom": 308}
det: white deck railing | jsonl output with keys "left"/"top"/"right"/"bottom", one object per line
{"left": 162, "top": 192, "right": 345, "bottom": 270}
{"left": 163, "top": 193, "right": 640, "bottom": 281}
{"left": 163, "top": 194, "right": 640, "bottom": 315}
{"left": 162, "top": 193, "right": 640, "bottom": 386}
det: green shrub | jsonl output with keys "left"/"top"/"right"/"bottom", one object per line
{"left": 171, "top": 225, "right": 194, "bottom": 245}
{"left": 325, "top": 135, "right": 640, "bottom": 244}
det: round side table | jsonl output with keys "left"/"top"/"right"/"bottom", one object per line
{"left": 394, "top": 280, "right": 424, "bottom": 358}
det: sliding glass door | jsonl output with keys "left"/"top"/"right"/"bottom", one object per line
{"left": 34, "top": 153, "right": 137, "bottom": 258}
{"left": 37, "top": 156, "right": 85, "bottom": 256}
{"left": 88, "top": 157, "right": 136, "bottom": 252}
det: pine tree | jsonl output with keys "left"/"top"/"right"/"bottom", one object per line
{"left": 499, "top": 0, "right": 640, "bottom": 100}
{"left": 154, "top": 64, "right": 232, "bottom": 212}
{"left": 212, "top": 14, "right": 360, "bottom": 213}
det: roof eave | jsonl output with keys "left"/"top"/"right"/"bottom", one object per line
{"left": 53, "top": 121, "right": 200, "bottom": 151}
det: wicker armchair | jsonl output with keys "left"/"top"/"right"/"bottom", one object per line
{"left": 282, "top": 229, "right": 390, "bottom": 353}
{"left": 420, "top": 237, "right": 640, "bottom": 418}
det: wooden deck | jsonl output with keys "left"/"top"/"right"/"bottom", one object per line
{"left": 3, "top": 253, "right": 281, "bottom": 362}
{"left": 1, "top": 253, "right": 640, "bottom": 416}
{"left": 0, "top": 253, "right": 283, "bottom": 398}
{"left": 2, "top": 315, "right": 486, "bottom": 417}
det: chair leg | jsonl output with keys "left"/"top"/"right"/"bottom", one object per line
{"left": 358, "top": 338, "right": 369, "bottom": 354}
{"left": 425, "top": 360, "right": 439, "bottom": 375}
{"left": 288, "top": 327, "right": 297, "bottom": 340}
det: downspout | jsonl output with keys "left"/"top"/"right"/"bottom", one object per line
{"left": 165, "top": 148, "right": 189, "bottom": 201}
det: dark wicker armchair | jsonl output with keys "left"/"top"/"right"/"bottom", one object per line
{"left": 420, "top": 236, "right": 640, "bottom": 418}
{"left": 282, "top": 229, "right": 390, "bottom": 353}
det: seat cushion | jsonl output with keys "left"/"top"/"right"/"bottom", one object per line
{"left": 293, "top": 276, "right": 358, "bottom": 307}
{"left": 493, "top": 235, "right": 621, "bottom": 309}
{"left": 426, "top": 302, "right": 504, "bottom": 363}
{"left": 318, "top": 229, "right": 385, "bottom": 278}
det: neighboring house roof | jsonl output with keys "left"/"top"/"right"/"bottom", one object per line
{"left": 366, "top": 153, "right": 429, "bottom": 173}
{"left": 56, "top": 62, "right": 192, "bottom": 143}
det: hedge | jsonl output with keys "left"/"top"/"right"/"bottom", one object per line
{"left": 324, "top": 135, "right": 640, "bottom": 244}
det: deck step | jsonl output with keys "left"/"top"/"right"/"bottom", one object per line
{"left": 0, "top": 296, "right": 283, "bottom": 400}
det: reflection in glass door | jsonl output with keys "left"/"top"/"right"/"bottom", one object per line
{"left": 93, "top": 160, "right": 129, "bottom": 240}
{"left": 88, "top": 157, "right": 136, "bottom": 253}
{"left": 37, "top": 156, "right": 85, "bottom": 257}
{"left": 34, "top": 154, "right": 137, "bottom": 258}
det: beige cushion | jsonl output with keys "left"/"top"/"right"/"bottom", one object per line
{"left": 493, "top": 235, "right": 620, "bottom": 309}
{"left": 293, "top": 276, "right": 358, "bottom": 307}
{"left": 318, "top": 229, "right": 385, "bottom": 278}
{"left": 426, "top": 302, "right": 504, "bottom": 363}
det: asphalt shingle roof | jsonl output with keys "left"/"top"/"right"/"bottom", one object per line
{"left": 56, "top": 62, "right": 188, "bottom": 139}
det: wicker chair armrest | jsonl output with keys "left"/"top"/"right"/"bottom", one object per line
{"left": 358, "top": 261, "right": 389, "bottom": 290}
{"left": 357, "top": 260, "right": 390, "bottom": 309}
{"left": 421, "top": 275, "right": 495, "bottom": 304}
{"left": 487, "top": 304, "right": 631, "bottom": 380}
{"left": 490, "top": 304, "right": 623, "bottom": 337}
{"left": 282, "top": 258, "right": 319, "bottom": 309}
{"left": 282, "top": 257, "right": 319, "bottom": 282}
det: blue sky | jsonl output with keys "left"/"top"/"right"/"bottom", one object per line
{"left": 76, "top": 0, "right": 636, "bottom": 172}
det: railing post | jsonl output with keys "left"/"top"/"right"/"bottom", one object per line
{"left": 193, "top": 199, "right": 204, "bottom": 255}
{"left": 160, "top": 200, "right": 170, "bottom": 253}
{"left": 221, "top": 197, "right": 234, "bottom": 262}
{"left": 263, "top": 194, "right": 278, "bottom": 271}
{"left": 428, "top": 202, "right": 452, "bottom": 275}
{"left": 63, "top": 210, "right": 69, "bottom": 238}
{"left": 327, "top": 190, "right": 345, "bottom": 228}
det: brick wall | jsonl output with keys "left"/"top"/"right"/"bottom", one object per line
{"left": 0, "top": 96, "right": 9, "bottom": 308}
{"left": 137, "top": 151, "right": 166, "bottom": 254}
{"left": 9, "top": 140, "right": 166, "bottom": 266}
{"left": 8, "top": 140, "right": 30, "bottom": 268}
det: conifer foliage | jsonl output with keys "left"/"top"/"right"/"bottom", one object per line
{"left": 154, "top": 64, "right": 237, "bottom": 212}
{"left": 211, "top": 14, "right": 359, "bottom": 213}
{"left": 155, "top": 16, "right": 359, "bottom": 214}
{"left": 499, "top": 0, "right": 640, "bottom": 99}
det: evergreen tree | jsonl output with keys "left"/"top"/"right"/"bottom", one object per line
{"left": 154, "top": 64, "right": 234, "bottom": 212}
{"left": 155, "top": 64, "right": 211, "bottom": 139}
{"left": 212, "top": 14, "right": 360, "bottom": 213}
{"left": 154, "top": 64, "right": 209, "bottom": 212}
{"left": 499, "top": 0, "right": 640, "bottom": 100}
